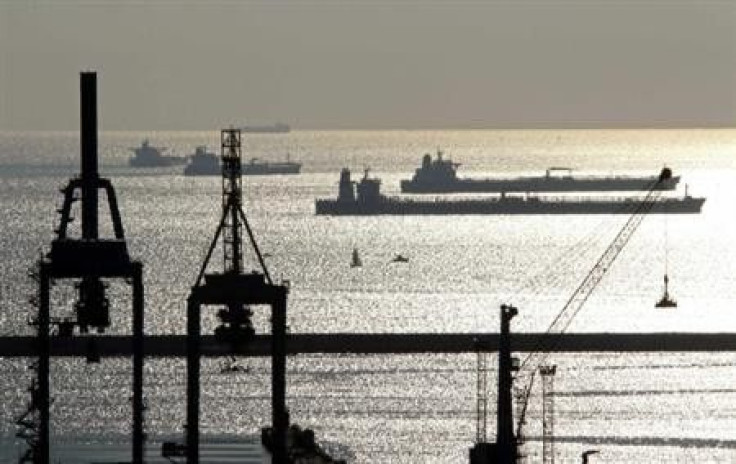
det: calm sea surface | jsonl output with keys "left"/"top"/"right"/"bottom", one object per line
{"left": 0, "top": 129, "right": 735, "bottom": 462}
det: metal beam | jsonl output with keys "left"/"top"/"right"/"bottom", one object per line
{"left": 1, "top": 333, "right": 735, "bottom": 357}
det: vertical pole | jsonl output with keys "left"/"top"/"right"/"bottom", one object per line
{"left": 132, "top": 263, "right": 145, "bottom": 464}
{"left": 38, "top": 263, "right": 51, "bottom": 464}
{"left": 186, "top": 296, "right": 200, "bottom": 464}
{"left": 271, "top": 289, "right": 289, "bottom": 464}
{"left": 230, "top": 201, "right": 241, "bottom": 274}
{"left": 497, "top": 304, "right": 517, "bottom": 463}
{"left": 80, "top": 72, "right": 98, "bottom": 240}
{"left": 541, "top": 365, "right": 557, "bottom": 464}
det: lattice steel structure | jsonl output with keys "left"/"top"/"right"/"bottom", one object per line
{"left": 540, "top": 365, "right": 557, "bottom": 464}
{"left": 185, "top": 128, "right": 290, "bottom": 464}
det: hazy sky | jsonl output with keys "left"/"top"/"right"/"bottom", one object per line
{"left": 1, "top": 0, "right": 735, "bottom": 130}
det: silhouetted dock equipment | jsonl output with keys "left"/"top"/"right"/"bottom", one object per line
{"left": 470, "top": 305, "right": 519, "bottom": 464}
{"left": 183, "top": 128, "right": 291, "bottom": 464}
{"left": 18, "top": 72, "right": 145, "bottom": 464}
{"left": 540, "top": 365, "right": 558, "bottom": 464}
{"left": 508, "top": 168, "right": 691, "bottom": 459}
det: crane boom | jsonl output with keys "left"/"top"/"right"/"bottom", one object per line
{"left": 514, "top": 168, "right": 673, "bottom": 435}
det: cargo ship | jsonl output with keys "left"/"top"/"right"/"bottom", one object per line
{"left": 315, "top": 169, "right": 705, "bottom": 216}
{"left": 129, "top": 140, "right": 187, "bottom": 167}
{"left": 242, "top": 155, "right": 301, "bottom": 175}
{"left": 183, "top": 146, "right": 220, "bottom": 176}
{"left": 400, "top": 150, "right": 680, "bottom": 193}
{"left": 184, "top": 149, "right": 301, "bottom": 176}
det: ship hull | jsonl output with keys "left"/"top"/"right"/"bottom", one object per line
{"left": 400, "top": 175, "right": 680, "bottom": 193}
{"left": 129, "top": 156, "right": 187, "bottom": 168}
{"left": 184, "top": 162, "right": 301, "bottom": 176}
{"left": 315, "top": 196, "right": 705, "bottom": 216}
{"left": 183, "top": 165, "right": 219, "bottom": 176}
{"left": 243, "top": 163, "right": 301, "bottom": 175}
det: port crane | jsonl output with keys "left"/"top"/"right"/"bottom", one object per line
{"left": 511, "top": 167, "right": 675, "bottom": 456}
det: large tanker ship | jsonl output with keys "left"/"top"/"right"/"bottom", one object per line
{"left": 184, "top": 148, "right": 301, "bottom": 176}
{"left": 400, "top": 151, "right": 680, "bottom": 193}
{"left": 316, "top": 169, "right": 704, "bottom": 216}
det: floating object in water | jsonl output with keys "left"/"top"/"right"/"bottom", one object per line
{"left": 655, "top": 274, "right": 677, "bottom": 308}
{"left": 391, "top": 254, "right": 409, "bottom": 263}
{"left": 350, "top": 248, "right": 362, "bottom": 268}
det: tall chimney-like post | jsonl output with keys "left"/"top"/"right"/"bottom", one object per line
{"left": 80, "top": 71, "right": 98, "bottom": 239}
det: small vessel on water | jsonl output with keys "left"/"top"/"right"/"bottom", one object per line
{"left": 400, "top": 150, "right": 681, "bottom": 193}
{"left": 183, "top": 146, "right": 220, "bottom": 176}
{"left": 315, "top": 168, "right": 705, "bottom": 216}
{"left": 241, "top": 122, "right": 291, "bottom": 133}
{"left": 351, "top": 248, "right": 362, "bottom": 267}
{"left": 129, "top": 139, "right": 187, "bottom": 167}
{"left": 391, "top": 254, "right": 409, "bottom": 263}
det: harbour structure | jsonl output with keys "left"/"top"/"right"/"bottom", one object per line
{"left": 315, "top": 168, "right": 705, "bottom": 216}
{"left": 510, "top": 164, "right": 683, "bottom": 460}
{"left": 5, "top": 74, "right": 725, "bottom": 464}
{"left": 4, "top": 332, "right": 736, "bottom": 358}
{"left": 129, "top": 139, "right": 186, "bottom": 167}
{"left": 540, "top": 365, "right": 558, "bottom": 464}
{"left": 181, "top": 128, "right": 293, "bottom": 463}
{"left": 16, "top": 72, "right": 146, "bottom": 464}
{"left": 400, "top": 150, "right": 681, "bottom": 193}
{"left": 469, "top": 305, "right": 519, "bottom": 464}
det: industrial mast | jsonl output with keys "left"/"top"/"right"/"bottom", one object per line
{"left": 184, "top": 128, "right": 290, "bottom": 463}
{"left": 470, "top": 304, "right": 519, "bottom": 464}
{"left": 16, "top": 72, "right": 145, "bottom": 464}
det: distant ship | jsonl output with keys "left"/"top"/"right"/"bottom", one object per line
{"left": 240, "top": 122, "right": 291, "bottom": 134}
{"left": 400, "top": 150, "right": 681, "bottom": 193}
{"left": 184, "top": 148, "right": 301, "bottom": 176}
{"left": 183, "top": 146, "right": 219, "bottom": 176}
{"left": 315, "top": 168, "right": 705, "bottom": 216}
{"left": 129, "top": 140, "right": 187, "bottom": 167}
{"left": 243, "top": 155, "right": 301, "bottom": 175}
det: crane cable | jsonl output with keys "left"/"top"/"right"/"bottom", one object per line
{"left": 500, "top": 192, "right": 645, "bottom": 312}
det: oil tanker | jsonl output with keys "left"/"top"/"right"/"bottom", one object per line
{"left": 400, "top": 151, "right": 680, "bottom": 193}
{"left": 184, "top": 148, "right": 301, "bottom": 176}
{"left": 315, "top": 169, "right": 704, "bottom": 216}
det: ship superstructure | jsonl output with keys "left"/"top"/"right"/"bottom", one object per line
{"left": 129, "top": 140, "right": 186, "bottom": 167}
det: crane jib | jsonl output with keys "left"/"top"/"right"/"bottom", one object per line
{"left": 514, "top": 175, "right": 668, "bottom": 435}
